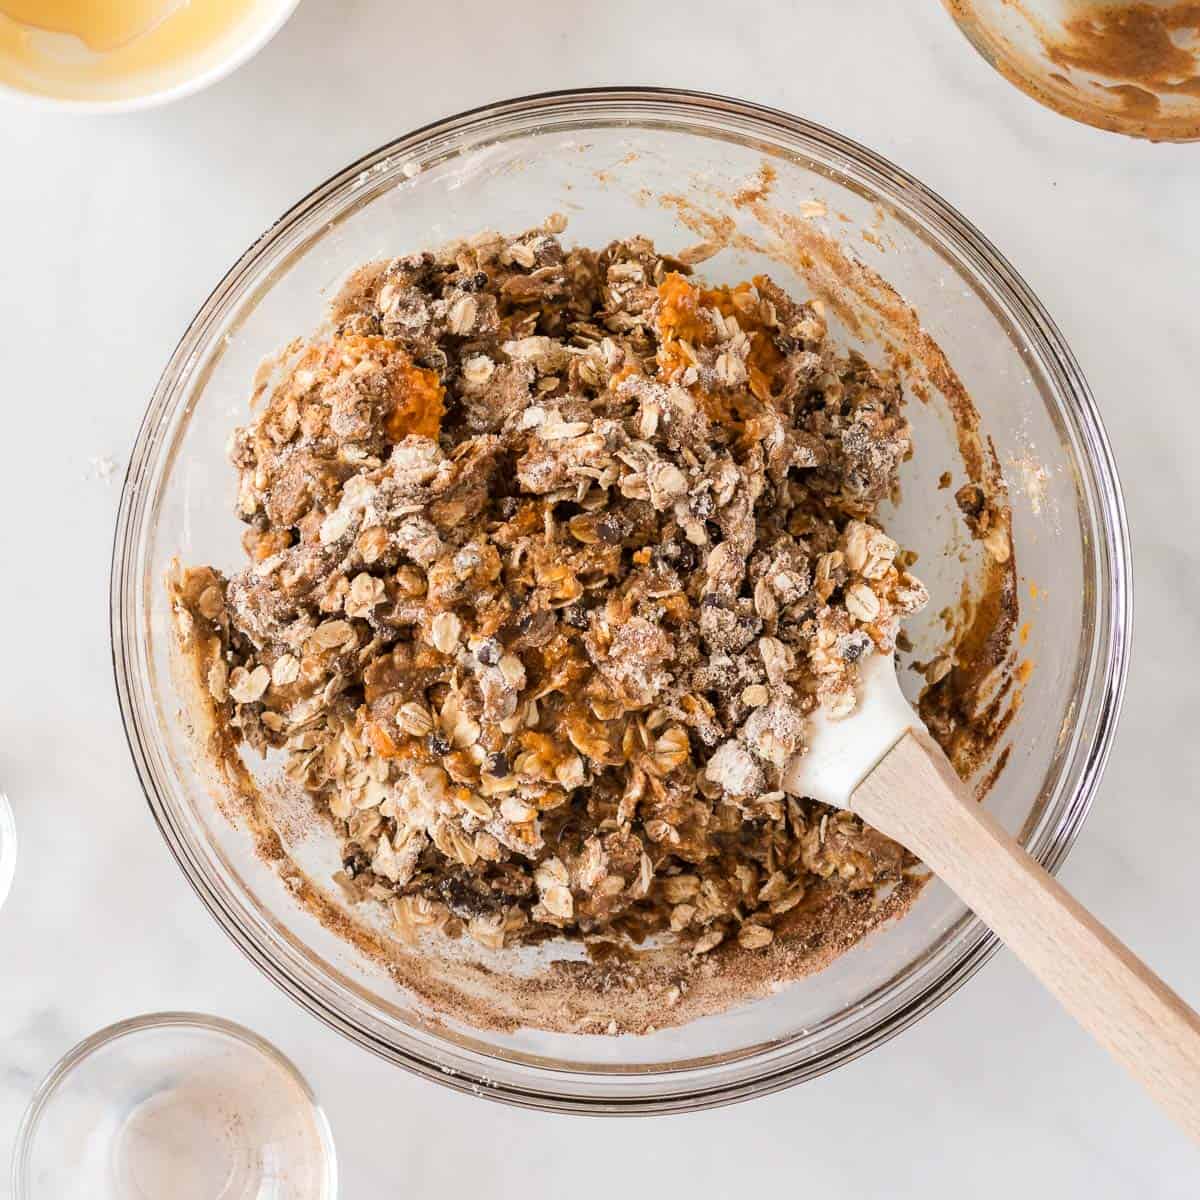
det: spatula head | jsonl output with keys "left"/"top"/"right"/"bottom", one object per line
{"left": 780, "top": 651, "right": 923, "bottom": 810}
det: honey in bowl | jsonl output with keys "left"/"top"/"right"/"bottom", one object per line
{"left": 0, "top": 0, "right": 282, "bottom": 104}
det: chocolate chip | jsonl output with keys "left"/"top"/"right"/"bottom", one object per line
{"left": 486, "top": 751, "right": 510, "bottom": 777}
{"left": 342, "top": 849, "right": 370, "bottom": 878}
{"left": 596, "top": 515, "right": 623, "bottom": 544}
{"left": 955, "top": 483, "right": 985, "bottom": 517}
{"left": 838, "top": 631, "right": 873, "bottom": 663}
{"left": 438, "top": 874, "right": 500, "bottom": 919}
{"left": 562, "top": 605, "right": 589, "bottom": 630}
{"left": 427, "top": 733, "right": 451, "bottom": 756}
{"left": 476, "top": 639, "right": 500, "bottom": 666}
{"left": 513, "top": 609, "right": 556, "bottom": 647}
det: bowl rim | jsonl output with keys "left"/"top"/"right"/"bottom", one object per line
{"left": 0, "top": 0, "right": 300, "bottom": 115}
{"left": 111, "top": 85, "right": 1133, "bottom": 1114}
{"left": 9, "top": 1011, "right": 338, "bottom": 1197}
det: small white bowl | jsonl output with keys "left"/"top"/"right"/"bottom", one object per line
{"left": 0, "top": 0, "right": 299, "bottom": 113}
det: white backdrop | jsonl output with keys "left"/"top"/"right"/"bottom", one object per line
{"left": 1, "top": 2, "right": 1198, "bottom": 1195}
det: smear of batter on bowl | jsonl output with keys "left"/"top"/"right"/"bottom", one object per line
{"left": 168, "top": 204, "right": 1017, "bottom": 1035}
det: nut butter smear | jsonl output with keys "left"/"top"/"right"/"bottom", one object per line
{"left": 1043, "top": 2, "right": 1200, "bottom": 117}
{"left": 946, "top": 0, "right": 1200, "bottom": 138}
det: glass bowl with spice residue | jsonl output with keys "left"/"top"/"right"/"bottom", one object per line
{"left": 112, "top": 88, "right": 1130, "bottom": 1114}
{"left": 943, "top": 0, "right": 1200, "bottom": 141}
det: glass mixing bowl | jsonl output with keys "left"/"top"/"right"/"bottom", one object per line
{"left": 112, "top": 88, "right": 1130, "bottom": 1114}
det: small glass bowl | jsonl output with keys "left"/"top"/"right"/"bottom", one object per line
{"left": 943, "top": 0, "right": 1200, "bottom": 141}
{"left": 112, "top": 88, "right": 1131, "bottom": 1113}
{"left": 11, "top": 1013, "right": 337, "bottom": 1200}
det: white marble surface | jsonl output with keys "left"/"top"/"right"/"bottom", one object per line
{"left": 2, "top": 1, "right": 1198, "bottom": 1194}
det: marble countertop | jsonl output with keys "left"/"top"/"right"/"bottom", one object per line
{"left": 2, "top": 1, "right": 1197, "bottom": 1194}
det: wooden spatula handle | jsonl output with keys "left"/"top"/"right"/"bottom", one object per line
{"left": 853, "top": 729, "right": 1200, "bottom": 1142}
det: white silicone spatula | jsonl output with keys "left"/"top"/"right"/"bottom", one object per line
{"left": 783, "top": 651, "right": 1200, "bottom": 1141}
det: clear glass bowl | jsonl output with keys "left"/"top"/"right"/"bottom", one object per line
{"left": 112, "top": 88, "right": 1131, "bottom": 1114}
{"left": 943, "top": 0, "right": 1200, "bottom": 141}
{"left": 11, "top": 1013, "right": 337, "bottom": 1199}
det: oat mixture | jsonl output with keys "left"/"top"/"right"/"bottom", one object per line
{"left": 170, "top": 217, "right": 932, "bottom": 962}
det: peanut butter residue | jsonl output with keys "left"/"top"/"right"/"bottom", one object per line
{"left": 1044, "top": 2, "right": 1200, "bottom": 116}
{"left": 945, "top": 0, "right": 1200, "bottom": 140}
{"left": 1048, "top": 3, "right": 1200, "bottom": 81}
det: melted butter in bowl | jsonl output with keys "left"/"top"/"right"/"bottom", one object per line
{"left": 0, "top": 0, "right": 298, "bottom": 108}
{"left": 0, "top": 0, "right": 188, "bottom": 52}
